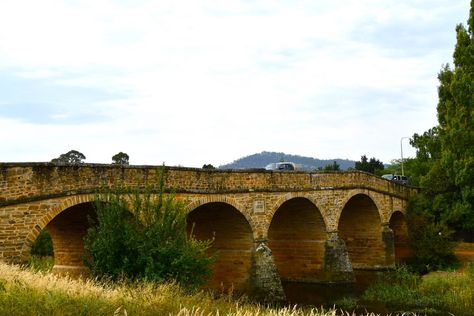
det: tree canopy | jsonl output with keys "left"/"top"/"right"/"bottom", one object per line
{"left": 202, "top": 164, "right": 216, "bottom": 170}
{"left": 112, "top": 152, "right": 129, "bottom": 165}
{"left": 410, "top": 1, "right": 474, "bottom": 234}
{"left": 354, "top": 155, "right": 384, "bottom": 174}
{"left": 51, "top": 150, "right": 86, "bottom": 164}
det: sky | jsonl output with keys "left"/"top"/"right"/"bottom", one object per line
{"left": 0, "top": 0, "right": 470, "bottom": 167}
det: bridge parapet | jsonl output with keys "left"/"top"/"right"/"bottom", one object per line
{"left": 0, "top": 163, "right": 418, "bottom": 206}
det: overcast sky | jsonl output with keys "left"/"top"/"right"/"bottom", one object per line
{"left": 0, "top": 0, "right": 470, "bottom": 167}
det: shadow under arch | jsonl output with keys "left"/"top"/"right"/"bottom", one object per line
{"left": 338, "top": 193, "right": 385, "bottom": 268}
{"left": 187, "top": 201, "right": 254, "bottom": 292}
{"left": 389, "top": 210, "right": 410, "bottom": 262}
{"left": 21, "top": 195, "right": 95, "bottom": 261}
{"left": 268, "top": 197, "right": 327, "bottom": 282}
{"left": 26, "top": 197, "right": 97, "bottom": 276}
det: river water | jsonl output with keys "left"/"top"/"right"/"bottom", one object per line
{"left": 282, "top": 271, "right": 390, "bottom": 314}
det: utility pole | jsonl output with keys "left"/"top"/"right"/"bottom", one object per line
{"left": 400, "top": 137, "right": 409, "bottom": 176}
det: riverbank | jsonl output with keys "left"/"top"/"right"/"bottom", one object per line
{"left": 362, "top": 262, "right": 474, "bottom": 315}
{"left": 0, "top": 261, "right": 385, "bottom": 316}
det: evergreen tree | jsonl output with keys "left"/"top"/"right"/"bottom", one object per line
{"left": 411, "top": 1, "right": 474, "bottom": 233}
{"left": 436, "top": 9, "right": 474, "bottom": 231}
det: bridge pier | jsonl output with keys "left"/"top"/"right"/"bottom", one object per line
{"left": 251, "top": 240, "right": 286, "bottom": 303}
{"left": 381, "top": 223, "right": 396, "bottom": 267}
{"left": 323, "top": 231, "right": 355, "bottom": 282}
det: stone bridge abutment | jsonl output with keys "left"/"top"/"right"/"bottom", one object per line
{"left": 0, "top": 163, "right": 418, "bottom": 301}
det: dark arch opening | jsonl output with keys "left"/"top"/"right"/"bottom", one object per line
{"left": 338, "top": 194, "right": 384, "bottom": 268}
{"left": 45, "top": 202, "right": 96, "bottom": 276}
{"left": 268, "top": 198, "right": 326, "bottom": 281}
{"left": 389, "top": 211, "right": 410, "bottom": 262}
{"left": 187, "top": 202, "right": 253, "bottom": 291}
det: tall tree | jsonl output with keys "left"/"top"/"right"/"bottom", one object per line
{"left": 411, "top": 1, "right": 474, "bottom": 232}
{"left": 51, "top": 150, "right": 86, "bottom": 164}
{"left": 436, "top": 9, "right": 474, "bottom": 230}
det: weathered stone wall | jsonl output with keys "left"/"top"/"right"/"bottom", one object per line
{"left": 0, "top": 163, "right": 416, "bottom": 205}
{"left": 0, "top": 163, "right": 418, "bottom": 300}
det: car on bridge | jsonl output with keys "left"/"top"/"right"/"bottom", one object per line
{"left": 265, "top": 162, "right": 296, "bottom": 171}
{"left": 382, "top": 174, "right": 409, "bottom": 185}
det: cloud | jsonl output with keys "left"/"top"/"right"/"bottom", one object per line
{"left": 0, "top": 72, "right": 127, "bottom": 124}
{"left": 0, "top": 0, "right": 469, "bottom": 166}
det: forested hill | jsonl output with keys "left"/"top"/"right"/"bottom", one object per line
{"left": 218, "top": 151, "right": 356, "bottom": 170}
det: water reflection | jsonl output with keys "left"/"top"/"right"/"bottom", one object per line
{"left": 282, "top": 270, "right": 388, "bottom": 313}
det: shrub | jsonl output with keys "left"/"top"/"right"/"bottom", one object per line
{"left": 405, "top": 195, "right": 459, "bottom": 274}
{"left": 84, "top": 167, "right": 215, "bottom": 289}
{"left": 30, "top": 229, "right": 53, "bottom": 257}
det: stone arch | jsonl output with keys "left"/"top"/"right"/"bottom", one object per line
{"left": 267, "top": 192, "right": 328, "bottom": 235}
{"left": 22, "top": 194, "right": 96, "bottom": 276}
{"left": 389, "top": 210, "right": 410, "bottom": 262}
{"left": 21, "top": 194, "right": 95, "bottom": 260}
{"left": 187, "top": 201, "right": 254, "bottom": 292}
{"left": 338, "top": 193, "right": 385, "bottom": 268}
{"left": 336, "top": 190, "right": 384, "bottom": 226}
{"left": 185, "top": 196, "right": 251, "bottom": 223}
{"left": 268, "top": 196, "right": 327, "bottom": 281}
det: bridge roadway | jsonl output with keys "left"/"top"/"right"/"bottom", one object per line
{"left": 0, "top": 163, "right": 418, "bottom": 301}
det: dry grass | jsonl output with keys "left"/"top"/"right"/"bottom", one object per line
{"left": 0, "top": 261, "right": 401, "bottom": 316}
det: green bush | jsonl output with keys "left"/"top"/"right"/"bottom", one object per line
{"left": 30, "top": 229, "right": 53, "bottom": 257}
{"left": 405, "top": 195, "right": 459, "bottom": 274}
{"left": 84, "top": 167, "right": 215, "bottom": 289}
{"left": 362, "top": 265, "right": 444, "bottom": 313}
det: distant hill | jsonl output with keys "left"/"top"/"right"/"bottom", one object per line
{"left": 219, "top": 151, "right": 356, "bottom": 171}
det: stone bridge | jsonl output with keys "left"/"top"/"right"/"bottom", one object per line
{"left": 0, "top": 163, "right": 417, "bottom": 300}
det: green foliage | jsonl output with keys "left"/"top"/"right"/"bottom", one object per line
{"left": 51, "top": 150, "right": 86, "bottom": 164}
{"left": 111, "top": 152, "right": 129, "bottom": 165}
{"left": 202, "top": 164, "right": 216, "bottom": 170}
{"left": 466, "top": 259, "right": 474, "bottom": 279}
{"left": 382, "top": 158, "right": 425, "bottom": 186}
{"left": 322, "top": 161, "right": 340, "bottom": 171}
{"left": 84, "top": 167, "right": 214, "bottom": 289}
{"left": 407, "top": 1, "right": 474, "bottom": 236}
{"left": 30, "top": 229, "right": 53, "bottom": 257}
{"left": 362, "top": 266, "right": 442, "bottom": 314}
{"left": 354, "top": 155, "right": 384, "bottom": 174}
{"left": 27, "top": 255, "right": 53, "bottom": 272}
{"left": 405, "top": 196, "right": 459, "bottom": 274}
{"left": 363, "top": 264, "right": 474, "bottom": 315}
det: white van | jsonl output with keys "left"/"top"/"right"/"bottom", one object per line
{"left": 265, "top": 162, "right": 296, "bottom": 171}
{"left": 382, "top": 174, "right": 409, "bottom": 185}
